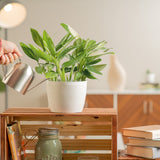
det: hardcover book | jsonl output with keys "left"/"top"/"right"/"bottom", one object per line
{"left": 7, "top": 121, "right": 27, "bottom": 160}
{"left": 123, "top": 125, "right": 160, "bottom": 139}
{"left": 139, "top": 83, "right": 160, "bottom": 90}
{"left": 127, "top": 145, "right": 160, "bottom": 159}
{"left": 128, "top": 137, "right": 160, "bottom": 147}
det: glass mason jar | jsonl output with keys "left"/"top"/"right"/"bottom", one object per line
{"left": 35, "top": 128, "right": 62, "bottom": 160}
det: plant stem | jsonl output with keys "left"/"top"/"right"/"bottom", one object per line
{"left": 69, "top": 65, "right": 75, "bottom": 81}
{"left": 55, "top": 61, "right": 63, "bottom": 81}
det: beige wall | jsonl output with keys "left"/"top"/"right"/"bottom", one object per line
{"left": 1, "top": 0, "right": 160, "bottom": 108}
{"left": 0, "top": 93, "right": 5, "bottom": 112}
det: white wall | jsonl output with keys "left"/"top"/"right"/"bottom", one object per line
{"left": 4, "top": 0, "right": 160, "bottom": 108}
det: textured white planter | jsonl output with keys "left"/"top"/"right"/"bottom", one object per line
{"left": 47, "top": 81, "right": 87, "bottom": 113}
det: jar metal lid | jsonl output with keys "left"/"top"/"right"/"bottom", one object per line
{"left": 38, "top": 128, "right": 59, "bottom": 136}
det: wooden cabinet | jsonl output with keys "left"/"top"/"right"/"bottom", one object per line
{"left": 146, "top": 95, "right": 160, "bottom": 125}
{"left": 86, "top": 94, "right": 113, "bottom": 108}
{"left": 118, "top": 95, "right": 160, "bottom": 132}
{"left": 86, "top": 93, "right": 160, "bottom": 132}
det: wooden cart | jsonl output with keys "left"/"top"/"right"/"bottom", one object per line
{"left": 0, "top": 108, "right": 117, "bottom": 160}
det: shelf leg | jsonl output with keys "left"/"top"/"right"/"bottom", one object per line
{"left": 1, "top": 116, "right": 8, "bottom": 160}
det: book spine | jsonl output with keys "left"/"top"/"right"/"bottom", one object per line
{"left": 7, "top": 129, "right": 18, "bottom": 160}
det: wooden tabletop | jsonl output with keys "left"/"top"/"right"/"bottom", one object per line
{"left": 0, "top": 107, "right": 117, "bottom": 116}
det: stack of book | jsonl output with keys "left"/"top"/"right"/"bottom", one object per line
{"left": 123, "top": 125, "right": 160, "bottom": 159}
{"left": 139, "top": 83, "right": 160, "bottom": 90}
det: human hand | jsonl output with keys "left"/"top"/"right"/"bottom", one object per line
{"left": 0, "top": 39, "right": 22, "bottom": 65}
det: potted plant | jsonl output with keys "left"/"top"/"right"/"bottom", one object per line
{"left": 146, "top": 70, "right": 155, "bottom": 84}
{"left": 20, "top": 23, "right": 114, "bottom": 112}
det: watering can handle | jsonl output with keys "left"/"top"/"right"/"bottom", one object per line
{"left": 1, "top": 58, "right": 22, "bottom": 77}
{"left": 27, "top": 79, "right": 48, "bottom": 93}
{"left": 1, "top": 65, "right": 5, "bottom": 77}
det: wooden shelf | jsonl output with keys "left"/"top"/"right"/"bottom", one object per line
{"left": 1, "top": 107, "right": 117, "bottom": 160}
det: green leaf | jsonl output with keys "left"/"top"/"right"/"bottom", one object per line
{"left": 83, "top": 69, "right": 96, "bottom": 79}
{"left": 64, "top": 66, "right": 77, "bottom": 73}
{"left": 73, "top": 38, "right": 83, "bottom": 46}
{"left": 61, "top": 23, "right": 70, "bottom": 33}
{"left": 57, "top": 36, "right": 75, "bottom": 58}
{"left": 44, "top": 71, "right": 58, "bottom": 79}
{"left": 64, "top": 67, "right": 71, "bottom": 73}
{"left": 35, "top": 66, "right": 44, "bottom": 74}
{"left": 29, "top": 44, "right": 56, "bottom": 63}
{"left": 87, "top": 58, "right": 102, "bottom": 65}
{"left": 46, "top": 64, "right": 54, "bottom": 71}
{"left": 87, "top": 52, "right": 114, "bottom": 62}
{"left": 58, "top": 45, "right": 76, "bottom": 61}
{"left": 62, "top": 53, "right": 84, "bottom": 67}
{"left": 65, "top": 54, "right": 74, "bottom": 60}
{"left": 87, "top": 40, "right": 96, "bottom": 47}
{"left": 20, "top": 42, "right": 39, "bottom": 61}
{"left": 43, "top": 30, "right": 56, "bottom": 57}
{"left": 55, "top": 33, "right": 70, "bottom": 51}
{"left": 92, "top": 64, "right": 107, "bottom": 71}
{"left": 87, "top": 41, "right": 107, "bottom": 53}
{"left": 61, "top": 23, "right": 79, "bottom": 38}
{"left": 62, "top": 60, "right": 74, "bottom": 68}
{"left": 30, "top": 28, "right": 44, "bottom": 50}
{"left": 74, "top": 72, "right": 82, "bottom": 81}
{"left": 86, "top": 65, "right": 102, "bottom": 75}
{"left": 43, "top": 40, "right": 50, "bottom": 53}
{"left": 104, "top": 48, "right": 112, "bottom": 52}
{"left": 0, "top": 76, "right": 5, "bottom": 92}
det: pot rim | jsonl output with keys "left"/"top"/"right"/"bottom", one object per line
{"left": 47, "top": 80, "right": 87, "bottom": 85}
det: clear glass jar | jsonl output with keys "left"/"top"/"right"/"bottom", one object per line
{"left": 35, "top": 128, "right": 62, "bottom": 160}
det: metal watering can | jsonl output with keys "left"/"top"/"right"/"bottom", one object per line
{"left": 1, "top": 59, "right": 47, "bottom": 95}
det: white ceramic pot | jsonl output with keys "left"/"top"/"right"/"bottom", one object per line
{"left": 47, "top": 81, "right": 87, "bottom": 113}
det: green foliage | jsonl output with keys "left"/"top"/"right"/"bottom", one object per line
{"left": 146, "top": 69, "right": 151, "bottom": 74}
{"left": 20, "top": 23, "right": 114, "bottom": 81}
{"left": 0, "top": 76, "right": 5, "bottom": 92}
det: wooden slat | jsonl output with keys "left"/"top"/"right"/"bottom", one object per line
{"left": 63, "top": 153, "right": 112, "bottom": 160}
{"left": 26, "top": 153, "right": 112, "bottom": 160}
{"left": 1, "top": 108, "right": 117, "bottom": 116}
{"left": 3, "top": 107, "right": 51, "bottom": 113}
{"left": 26, "top": 154, "right": 37, "bottom": 160}
{"left": 21, "top": 124, "right": 111, "bottom": 136}
{"left": 13, "top": 115, "right": 112, "bottom": 122}
{"left": 62, "top": 139, "right": 111, "bottom": 150}
{"left": 24, "top": 139, "right": 111, "bottom": 150}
